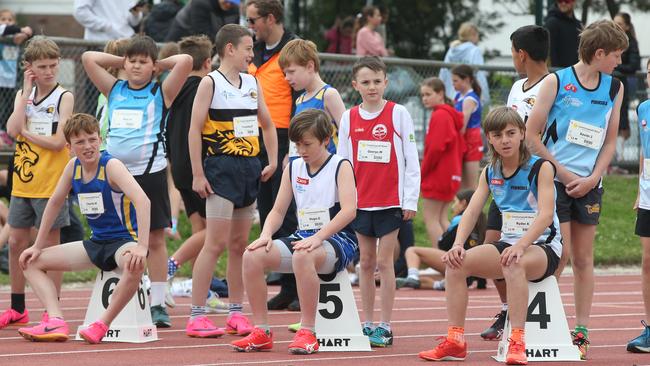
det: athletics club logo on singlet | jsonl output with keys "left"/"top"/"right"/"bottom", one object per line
{"left": 372, "top": 124, "right": 388, "bottom": 140}
{"left": 564, "top": 83, "right": 577, "bottom": 93}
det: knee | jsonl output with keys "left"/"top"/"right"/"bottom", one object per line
{"left": 643, "top": 254, "right": 650, "bottom": 273}
{"left": 445, "top": 265, "right": 465, "bottom": 279}
{"left": 501, "top": 262, "right": 524, "bottom": 280}
{"left": 291, "top": 250, "right": 315, "bottom": 270}
{"left": 376, "top": 256, "right": 393, "bottom": 273}
{"left": 242, "top": 250, "right": 264, "bottom": 272}
{"left": 8, "top": 237, "right": 27, "bottom": 253}
{"left": 571, "top": 256, "right": 592, "bottom": 271}
{"left": 359, "top": 255, "right": 376, "bottom": 273}
{"left": 123, "top": 264, "right": 145, "bottom": 281}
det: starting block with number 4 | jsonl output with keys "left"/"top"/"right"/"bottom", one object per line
{"left": 75, "top": 270, "right": 158, "bottom": 343}
{"left": 494, "top": 276, "right": 580, "bottom": 362}
{"left": 316, "top": 270, "right": 371, "bottom": 352}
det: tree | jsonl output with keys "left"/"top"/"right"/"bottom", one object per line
{"left": 494, "top": 0, "right": 650, "bottom": 24}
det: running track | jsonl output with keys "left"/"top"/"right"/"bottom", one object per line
{"left": 0, "top": 274, "right": 648, "bottom": 365}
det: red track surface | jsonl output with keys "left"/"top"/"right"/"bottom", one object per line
{"left": 0, "top": 274, "right": 648, "bottom": 366}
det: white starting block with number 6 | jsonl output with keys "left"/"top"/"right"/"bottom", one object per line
{"left": 494, "top": 276, "right": 580, "bottom": 362}
{"left": 315, "top": 270, "right": 371, "bottom": 352}
{"left": 75, "top": 271, "right": 158, "bottom": 343}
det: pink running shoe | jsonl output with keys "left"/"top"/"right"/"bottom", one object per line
{"left": 0, "top": 308, "right": 29, "bottom": 329}
{"left": 226, "top": 313, "right": 254, "bottom": 336}
{"left": 18, "top": 316, "right": 69, "bottom": 342}
{"left": 79, "top": 320, "right": 109, "bottom": 344}
{"left": 231, "top": 327, "right": 273, "bottom": 352}
{"left": 186, "top": 316, "right": 225, "bottom": 338}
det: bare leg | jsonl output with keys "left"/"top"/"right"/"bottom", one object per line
{"left": 422, "top": 199, "right": 445, "bottom": 248}
{"left": 461, "top": 161, "right": 480, "bottom": 191}
{"left": 571, "top": 221, "right": 596, "bottom": 327}
{"left": 101, "top": 244, "right": 145, "bottom": 325}
{"left": 241, "top": 244, "right": 281, "bottom": 325}
{"left": 293, "top": 247, "right": 327, "bottom": 328}
{"left": 226, "top": 218, "right": 254, "bottom": 305}
{"left": 501, "top": 246, "right": 547, "bottom": 329}
{"left": 642, "top": 237, "right": 650, "bottom": 321}
{"left": 377, "top": 229, "right": 399, "bottom": 323}
{"left": 147, "top": 229, "right": 167, "bottom": 283}
{"left": 357, "top": 233, "right": 377, "bottom": 324}
{"left": 191, "top": 218, "right": 228, "bottom": 307}
{"left": 484, "top": 229, "right": 508, "bottom": 303}
{"left": 554, "top": 221, "right": 571, "bottom": 278}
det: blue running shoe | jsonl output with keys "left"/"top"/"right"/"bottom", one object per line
{"left": 627, "top": 320, "right": 650, "bottom": 353}
{"left": 369, "top": 326, "right": 393, "bottom": 347}
{"left": 362, "top": 326, "right": 374, "bottom": 336}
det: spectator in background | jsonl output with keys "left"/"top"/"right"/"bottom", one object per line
{"left": 1, "top": 9, "right": 32, "bottom": 133}
{"left": 613, "top": 12, "right": 640, "bottom": 168}
{"left": 165, "top": 0, "right": 240, "bottom": 42}
{"left": 144, "top": 0, "right": 184, "bottom": 42}
{"left": 439, "top": 22, "right": 490, "bottom": 106}
{"left": 324, "top": 16, "right": 354, "bottom": 54}
{"left": 544, "top": 0, "right": 582, "bottom": 68}
{"left": 0, "top": 9, "right": 32, "bottom": 45}
{"left": 73, "top": 0, "right": 144, "bottom": 41}
{"left": 354, "top": 5, "right": 388, "bottom": 57}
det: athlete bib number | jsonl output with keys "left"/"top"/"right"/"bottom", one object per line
{"left": 566, "top": 120, "right": 604, "bottom": 150}
{"left": 78, "top": 192, "right": 105, "bottom": 215}
{"left": 357, "top": 140, "right": 391, "bottom": 163}
{"left": 28, "top": 118, "right": 53, "bottom": 136}
{"left": 112, "top": 110, "right": 143, "bottom": 129}
{"left": 502, "top": 212, "right": 537, "bottom": 235}
{"left": 298, "top": 208, "right": 330, "bottom": 231}
{"left": 233, "top": 115, "right": 259, "bottom": 138}
{"left": 644, "top": 159, "right": 650, "bottom": 180}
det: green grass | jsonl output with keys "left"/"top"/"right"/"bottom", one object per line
{"left": 0, "top": 175, "right": 640, "bottom": 285}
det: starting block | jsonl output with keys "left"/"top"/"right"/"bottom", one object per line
{"left": 315, "top": 270, "right": 371, "bottom": 352}
{"left": 494, "top": 276, "right": 580, "bottom": 362}
{"left": 75, "top": 270, "right": 157, "bottom": 343}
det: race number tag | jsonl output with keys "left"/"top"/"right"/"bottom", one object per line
{"left": 288, "top": 141, "right": 299, "bottom": 158}
{"left": 298, "top": 208, "right": 330, "bottom": 231}
{"left": 112, "top": 110, "right": 143, "bottom": 129}
{"left": 28, "top": 118, "right": 52, "bottom": 136}
{"left": 357, "top": 140, "right": 391, "bottom": 163}
{"left": 644, "top": 159, "right": 650, "bottom": 180}
{"left": 565, "top": 120, "right": 604, "bottom": 150}
{"left": 233, "top": 115, "right": 259, "bottom": 138}
{"left": 502, "top": 212, "right": 537, "bottom": 235}
{"left": 78, "top": 192, "right": 105, "bottom": 215}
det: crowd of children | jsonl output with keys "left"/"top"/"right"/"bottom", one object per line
{"left": 0, "top": 1, "right": 649, "bottom": 364}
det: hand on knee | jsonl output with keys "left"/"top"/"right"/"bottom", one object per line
{"left": 445, "top": 266, "right": 466, "bottom": 280}
{"left": 500, "top": 262, "right": 524, "bottom": 281}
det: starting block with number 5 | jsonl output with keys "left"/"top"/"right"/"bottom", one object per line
{"left": 494, "top": 276, "right": 580, "bottom": 362}
{"left": 75, "top": 271, "right": 158, "bottom": 343}
{"left": 316, "top": 270, "right": 371, "bottom": 352}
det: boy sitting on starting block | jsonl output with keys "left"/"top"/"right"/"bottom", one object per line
{"left": 18, "top": 113, "right": 151, "bottom": 344}
{"left": 231, "top": 109, "right": 358, "bottom": 354}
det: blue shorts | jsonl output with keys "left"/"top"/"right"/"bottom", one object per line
{"left": 204, "top": 155, "right": 261, "bottom": 208}
{"left": 279, "top": 229, "right": 359, "bottom": 275}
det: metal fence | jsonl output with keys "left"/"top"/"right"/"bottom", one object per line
{"left": 1, "top": 36, "right": 647, "bottom": 168}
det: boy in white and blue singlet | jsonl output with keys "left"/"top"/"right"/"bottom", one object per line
{"left": 82, "top": 35, "right": 192, "bottom": 328}
{"left": 17, "top": 114, "right": 150, "bottom": 344}
{"left": 482, "top": 25, "right": 551, "bottom": 341}
{"left": 278, "top": 39, "right": 346, "bottom": 159}
{"left": 626, "top": 59, "right": 650, "bottom": 353}
{"left": 231, "top": 109, "right": 358, "bottom": 355}
{"left": 525, "top": 20, "right": 628, "bottom": 358}
{"left": 419, "top": 107, "right": 560, "bottom": 365}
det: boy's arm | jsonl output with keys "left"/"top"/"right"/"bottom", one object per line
{"left": 397, "top": 106, "right": 421, "bottom": 216}
{"left": 20, "top": 92, "right": 73, "bottom": 151}
{"left": 106, "top": 159, "right": 151, "bottom": 248}
{"left": 81, "top": 51, "right": 121, "bottom": 97}
{"left": 525, "top": 75, "right": 576, "bottom": 184}
{"left": 336, "top": 110, "right": 351, "bottom": 159}
{"left": 159, "top": 54, "right": 193, "bottom": 108}
{"left": 188, "top": 76, "right": 213, "bottom": 198}
{"left": 248, "top": 166, "right": 293, "bottom": 251}
{"left": 566, "top": 83, "right": 625, "bottom": 197}
{"left": 32, "top": 159, "right": 74, "bottom": 249}
{"left": 256, "top": 81, "right": 278, "bottom": 182}
{"left": 6, "top": 90, "right": 28, "bottom": 138}
{"left": 323, "top": 87, "right": 346, "bottom": 128}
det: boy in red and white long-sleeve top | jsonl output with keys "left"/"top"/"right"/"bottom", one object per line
{"left": 337, "top": 56, "right": 420, "bottom": 347}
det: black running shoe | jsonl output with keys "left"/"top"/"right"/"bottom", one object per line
{"left": 480, "top": 310, "right": 507, "bottom": 340}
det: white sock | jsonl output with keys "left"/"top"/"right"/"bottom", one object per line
{"left": 150, "top": 282, "right": 166, "bottom": 307}
{"left": 407, "top": 268, "right": 419, "bottom": 280}
{"left": 501, "top": 303, "right": 508, "bottom": 312}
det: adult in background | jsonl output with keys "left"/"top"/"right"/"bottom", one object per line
{"left": 245, "top": 0, "right": 300, "bottom": 311}
{"left": 324, "top": 16, "right": 354, "bottom": 55}
{"left": 612, "top": 12, "right": 640, "bottom": 168}
{"left": 73, "top": 0, "right": 144, "bottom": 41}
{"left": 544, "top": 0, "right": 582, "bottom": 68}
{"left": 165, "top": 0, "right": 240, "bottom": 42}
{"left": 354, "top": 5, "right": 388, "bottom": 57}
{"left": 144, "top": 0, "right": 184, "bottom": 42}
{"left": 439, "top": 22, "right": 490, "bottom": 106}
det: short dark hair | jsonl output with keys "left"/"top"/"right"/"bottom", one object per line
{"left": 288, "top": 109, "right": 333, "bottom": 143}
{"left": 215, "top": 24, "right": 252, "bottom": 58}
{"left": 246, "top": 0, "right": 284, "bottom": 24}
{"left": 352, "top": 56, "right": 386, "bottom": 79}
{"left": 64, "top": 113, "right": 100, "bottom": 143}
{"left": 179, "top": 35, "right": 213, "bottom": 70}
{"left": 125, "top": 35, "right": 158, "bottom": 62}
{"left": 510, "top": 25, "right": 549, "bottom": 62}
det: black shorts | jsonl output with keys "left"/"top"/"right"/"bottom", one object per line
{"left": 134, "top": 169, "right": 171, "bottom": 230}
{"left": 491, "top": 241, "right": 560, "bottom": 283}
{"left": 486, "top": 199, "right": 502, "bottom": 231}
{"left": 204, "top": 155, "right": 261, "bottom": 208}
{"left": 555, "top": 181, "right": 603, "bottom": 225}
{"left": 178, "top": 188, "right": 206, "bottom": 219}
{"left": 352, "top": 208, "right": 403, "bottom": 238}
{"left": 636, "top": 208, "right": 650, "bottom": 237}
{"left": 83, "top": 238, "right": 134, "bottom": 271}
